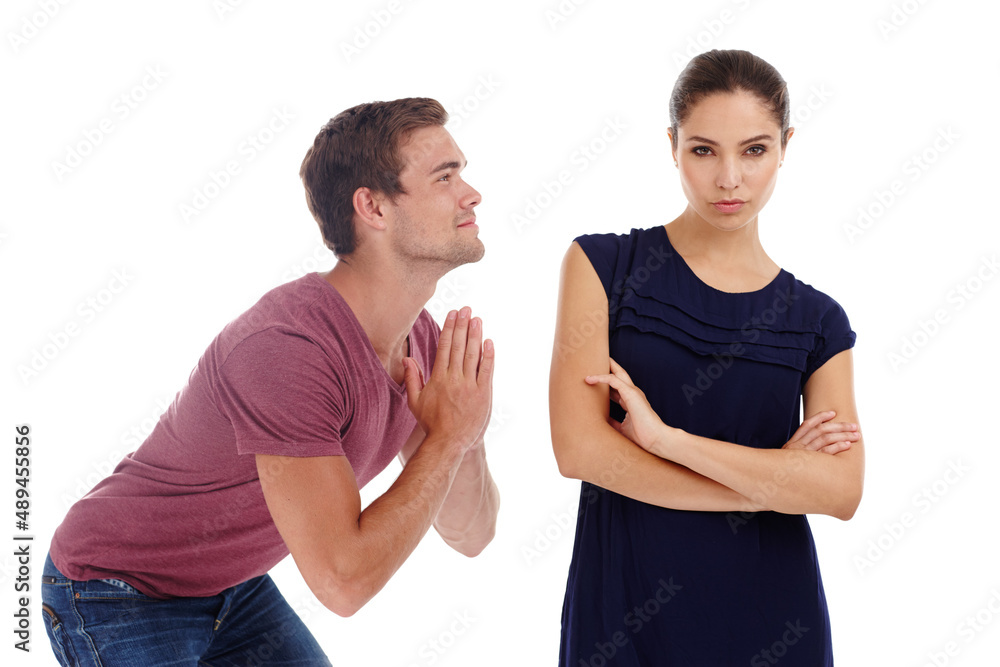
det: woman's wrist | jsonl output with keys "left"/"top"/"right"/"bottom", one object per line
{"left": 650, "top": 424, "right": 685, "bottom": 460}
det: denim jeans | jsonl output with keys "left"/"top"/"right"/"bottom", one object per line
{"left": 41, "top": 552, "right": 331, "bottom": 666}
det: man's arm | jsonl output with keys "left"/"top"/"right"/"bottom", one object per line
{"left": 257, "top": 440, "right": 464, "bottom": 617}
{"left": 257, "top": 307, "right": 494, "bottom": 617}
{"left": 398, "top": 424, "right": 500, "bottom": 557}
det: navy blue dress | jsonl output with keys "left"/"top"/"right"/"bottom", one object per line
{"left": 560, "top": 226, "right": 856, "bottom": 666}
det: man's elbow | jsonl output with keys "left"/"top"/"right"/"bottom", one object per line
{"left": 450, "top": 527, "right": 495, "bottom": 558}
{"left": 441, "top": 507, "right": 499, "bottom": 557}
{"left": 311, "top": 569, "right": 375, "bottom": 618}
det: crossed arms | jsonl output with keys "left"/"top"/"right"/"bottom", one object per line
{"left": 549, "top": 241, "right": 865, "bottom": 519}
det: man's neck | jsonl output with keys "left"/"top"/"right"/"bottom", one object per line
{"left": 322, "top": 258, "right": 437, "bottom": 367}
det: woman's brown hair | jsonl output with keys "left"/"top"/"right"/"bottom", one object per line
{"left": 670, "top": 50, "right": 790, "bottom": 147}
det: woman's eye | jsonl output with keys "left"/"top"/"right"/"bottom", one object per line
{"left": 439, "top": 174, "right": 450, "bottom": 182}
{"left": 692, "top": 146, "right": 712, "bottom": 156}
{"left": 746, "top": 145, "right": 766, "bottom": 156}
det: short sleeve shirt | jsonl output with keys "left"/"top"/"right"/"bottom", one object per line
{"left": 50, "top": 273, "right": 440, "bottom": 598}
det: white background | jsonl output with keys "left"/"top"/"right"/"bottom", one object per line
{"left": 3, "top": 0, "right": 999, "bottom": 664}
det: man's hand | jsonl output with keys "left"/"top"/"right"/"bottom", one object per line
{"left": 403, "top": 306, "right": 494, "bottom": 455}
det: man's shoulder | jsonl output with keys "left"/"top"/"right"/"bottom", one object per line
{"left": 211, "top": 274, "right": 365, "bottom": 367}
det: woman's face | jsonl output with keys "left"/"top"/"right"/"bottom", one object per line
{"left": 671, "top": 91, "right": 790, "bottom": 232}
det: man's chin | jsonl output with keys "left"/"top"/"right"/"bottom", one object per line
{"left": 445, "top": 242, "right": 485, "bottom": 273}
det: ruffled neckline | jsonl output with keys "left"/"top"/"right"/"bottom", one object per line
{"left": 656, "top": 225, "right": 788, "bottom": 296}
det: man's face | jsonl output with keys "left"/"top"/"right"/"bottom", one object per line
{"left": 385, "top": 125, "right": 484, "bottom": 272}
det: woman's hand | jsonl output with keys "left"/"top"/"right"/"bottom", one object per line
{"left": 783, "top": 410, "right": 859, "bottom": 455}
{"left": 584, "top": 357, "right": 674, "bottom": 458}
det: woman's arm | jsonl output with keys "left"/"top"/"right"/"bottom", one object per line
{"left": 589, "top": 352, "right": 865, "bottom": 520}
{"left": 549, "top": 241, "right": 766, "bottom": 512}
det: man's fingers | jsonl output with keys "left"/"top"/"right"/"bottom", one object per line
{"left": 477, "top": 338, "right": 495, "bottom": 389}
{"left": 402, "top": 358, "right": 423, "bottom": 414}
{"left": 434, "top": 310, "right": 458, "bottom": 377}
{"left": 450, "top": 307, "right": 472, "bottom": 375}
{"left": 464, "top": 316, "right": 483, "bottom": 379}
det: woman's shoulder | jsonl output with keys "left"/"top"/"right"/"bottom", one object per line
{"left": 572, "top": 225, "right": 660, "bottom": 248}
{"left": 571, "top": 226, "right": 666, "bottom": 283}
{"left": 572, "top": 225, "right": 666, "bottom": 266}
{"left": 782, "top": 270, "right": 854, "bottom": 332}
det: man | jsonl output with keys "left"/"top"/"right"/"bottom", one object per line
{"left": 42, "top": 98, "right": 499, "bottom": 665}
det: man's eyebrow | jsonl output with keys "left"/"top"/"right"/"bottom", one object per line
{"left": 428, "top": 159, "right": 465, "bottom": 175}
{"left": 685, "top": 134, "right": 775, "bottom": 146}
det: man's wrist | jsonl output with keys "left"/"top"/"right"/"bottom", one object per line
{"left": 418, "top": 430, "right": 472, "bottom": 467}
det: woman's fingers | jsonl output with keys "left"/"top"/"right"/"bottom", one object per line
{"left": 584, "top": 372, "right": 625, "bottom": 391}
{"left": 817, "top": 441, "right": 852, "bottom": 455}
{"left": 789, "top": 410, "right": 835, "bottom": 441}
{"left": 785, "top": 410, "right": 861, "bottom": 453}
{"left": 608, "top": 357, "right": 634, "bottom": 385}
{"left": 796, "top": 424, "right": 861, "bottom": 451}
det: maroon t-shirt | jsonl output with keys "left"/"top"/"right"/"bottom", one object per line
{"left": 50, "top": 273, "right": 440, "bottom": 598}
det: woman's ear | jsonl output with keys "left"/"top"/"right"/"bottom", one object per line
{"left": 784, "top": 126, "right": 795, "bottom": 149}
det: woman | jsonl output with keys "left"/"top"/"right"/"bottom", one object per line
{"left": 549, "top": 49, "right": 864, "bottom": 665}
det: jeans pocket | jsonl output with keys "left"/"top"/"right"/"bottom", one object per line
{"left": 76, "top": 577, "right": 151, "bottom": 601}
{"left": 97, "top": 577, "right": 145, "bottom": 596}
{"left": 41, "top": 602, "right": 76, "bottom": 666}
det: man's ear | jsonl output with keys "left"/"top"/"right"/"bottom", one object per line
{"left": 353, "top": 187, "right": 387, "bottom": 232}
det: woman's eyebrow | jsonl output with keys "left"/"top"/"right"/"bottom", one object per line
{"left": 685, "top": 134, "right": 775, "bottom": 146}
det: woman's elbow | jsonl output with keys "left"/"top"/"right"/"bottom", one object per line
{"left": 832, "top": 481, "right": 864, "bottom": 521}
{"left": 551, "top": 430, "right": 588, "bottom": 480}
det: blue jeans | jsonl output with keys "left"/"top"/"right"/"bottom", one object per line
{"left": 41, "top": 553, "right": 331, "bottom": 666}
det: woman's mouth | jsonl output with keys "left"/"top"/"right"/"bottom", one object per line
{"left": 712, "top": 199, "right": 745, "bottom": 214}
